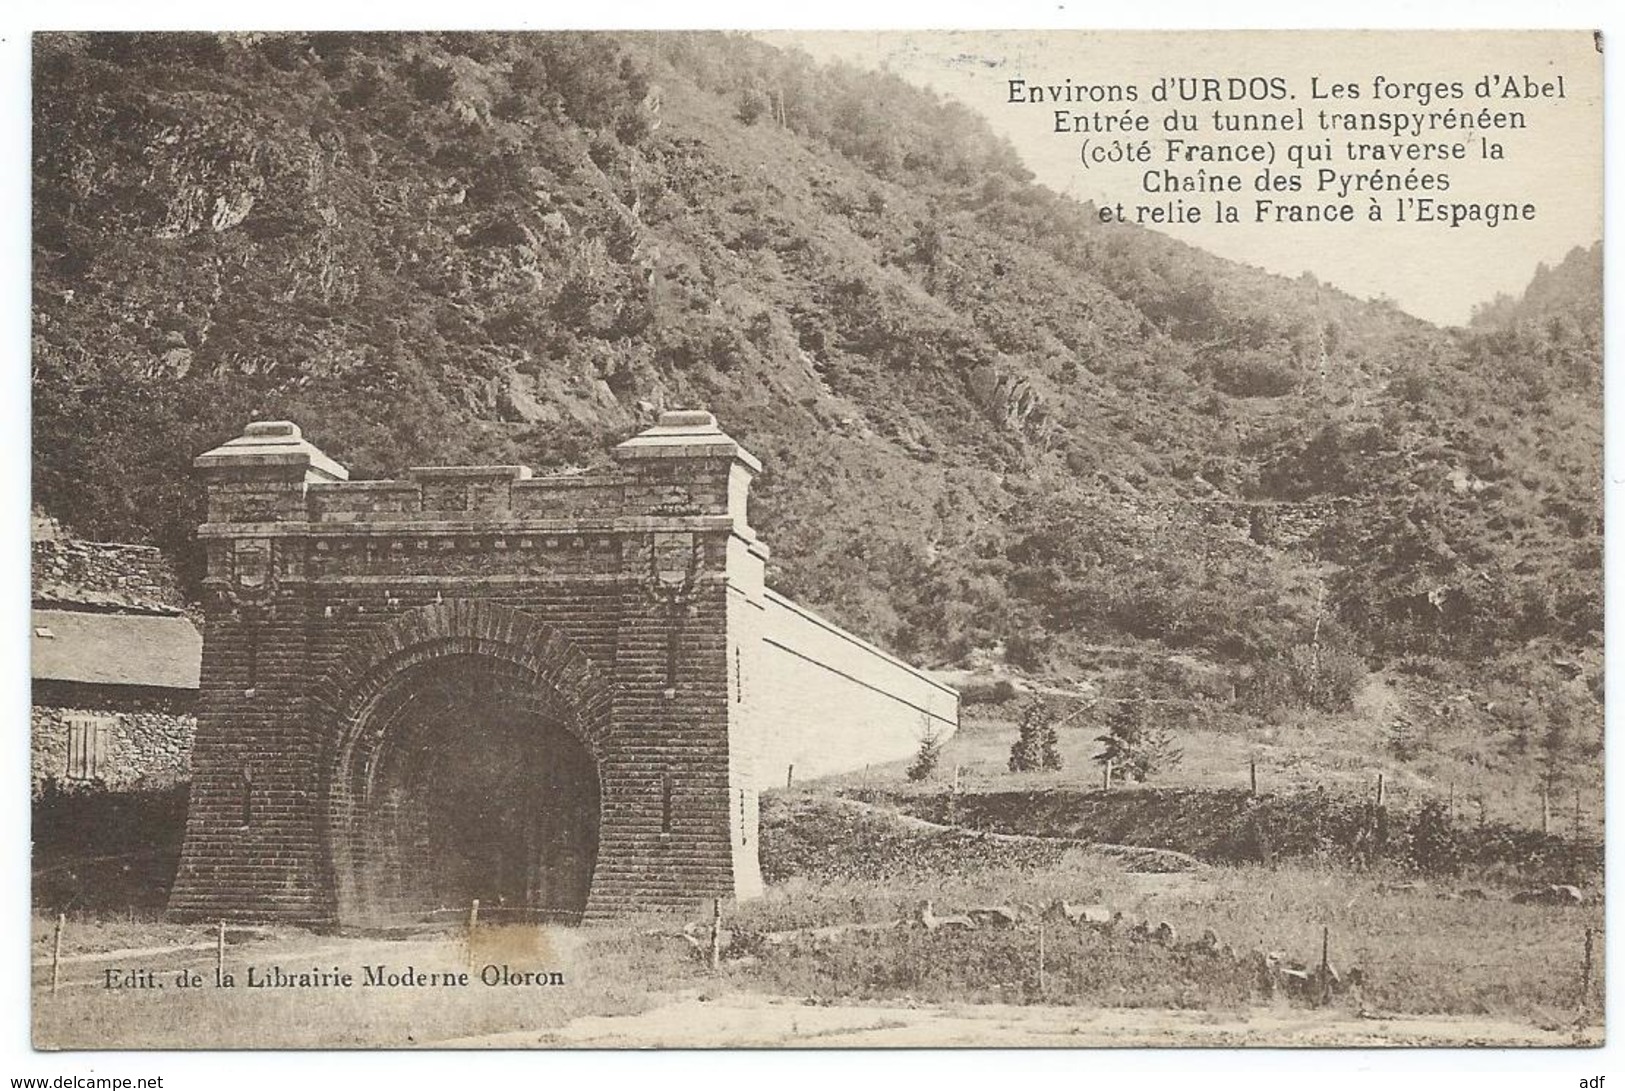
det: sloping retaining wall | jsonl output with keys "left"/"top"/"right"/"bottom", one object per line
{"left": 755, "top": 589, "right": 957, "bottom": 785}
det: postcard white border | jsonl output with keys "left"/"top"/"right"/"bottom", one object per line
{"left": 2, "top": 3, "right": 1619, "bottom": 1089}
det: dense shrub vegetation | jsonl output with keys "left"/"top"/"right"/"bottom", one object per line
{"left": 33, "top": 32, "right": 1600, "bottom": 787}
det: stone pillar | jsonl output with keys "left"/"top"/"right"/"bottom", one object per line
{"left": 595, "top": 411, "right": 766, "bottom": 910}
{"left": 169, "top": 422, "right": 346, "bottom": 923}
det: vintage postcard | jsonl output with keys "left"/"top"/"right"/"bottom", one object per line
{"left": 27, "top": 28, "right": 1603, "bottom": 1051}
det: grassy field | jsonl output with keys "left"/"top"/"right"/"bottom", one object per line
{"left": 33, "top": 857, "right": 1602, "bottom": 1046}
{"left": 34, "top": 701, "right": 1604, "bottom": 1047}
{"left": 746, "top": 795, "right": 1604, "bottom": 1024}
{"left": 743, "top": 697, "right": 1604, "bottom": 1030}
{"left": 856, "top": 684, "right": 1605, "bottom": 842}
{"left": 35, "top": 862, "right": 1602, "bottom": 1049}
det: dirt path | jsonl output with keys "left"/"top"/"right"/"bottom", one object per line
{"left": 437, "top": 990, "right": 1603, "bottom": 1048}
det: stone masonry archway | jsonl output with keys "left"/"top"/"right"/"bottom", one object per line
{"left": 321, "top": 601, "right": 610, "bottom": 926}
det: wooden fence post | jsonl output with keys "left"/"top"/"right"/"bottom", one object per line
{"left": 1319, "top": 925, "right": 1331, "bottom": 1007}
{"left": 1103, "top": 759, "right": 1113, "bottom": 792}
{"left": 1581, "top": 927, "right": 1595, "bottom": 1010}
{"left": 708, "top": 898, "right": 722, "bottom": 972}
{"left": 216, "top": 919, "right": 226, "bottom": 986}
{"left": 1250, "top": 757, "right": 1257, "bottom": 796}
{"left": 1375, "top": 773, "right": 1385, "bottom": 809}
{"left": 786, "top": 764, "right": 794, "bottom": 789}
{"left": 1037, "top": 919, "right": 1047, "bottom": 998}
{"left": 468, "top": 898, "right": 479, "bottom": 934}
{"left": 1541, "top": 781, "right": 1550, "bottom": 835}
{"left": 50, "top": 913, "right": 64, "bottom": 996}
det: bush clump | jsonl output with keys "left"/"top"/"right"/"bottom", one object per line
{"left": 1238, "top": 643, "right": 1365, "bottom": 713}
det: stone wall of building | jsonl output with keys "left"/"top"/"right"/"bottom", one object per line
{"left": 32, "top": 538, "right": 189, "bottom": 613}
{"left": 30, "top": 680, "right": 194, "bottom": 792}
{"left": 755, "top": 590, "right": 958, "bottom": 785}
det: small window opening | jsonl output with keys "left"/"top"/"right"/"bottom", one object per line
{"left": 65, "top": 716, "right": 111, "bottom": 781}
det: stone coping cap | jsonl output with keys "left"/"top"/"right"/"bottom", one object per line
{"left": 514, "top": 473, "right": 629, "bottom": 489}
{"left": 613, "top": 409, "right": 762, "bottom": 472}
{"left": 407, "top": 465, "right": 535, "bottom": 481}
{"left": 195, "top": 421, "right": 349, "bottom": 482}
{"left": 306, "top": 475, "right": 629, "bottom": 501}
{"left": 308, "top": 480, "right": 422, "bottom": 492}
{"left": 198, "top": 513, "right": 743, "bottom": 538}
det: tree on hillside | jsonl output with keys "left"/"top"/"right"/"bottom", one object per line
{"left": 1008, "top": 699, "right": 1062, "bottom": 772}
{"left": 1094, "top": 692, "right": 1181, "bottom": 783}
{"left": 907, "top": 716, "right": 944, "bottom": 781}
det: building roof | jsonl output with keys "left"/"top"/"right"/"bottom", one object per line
{"left": 31, "top": 609, "right": 202, "bottom": 691}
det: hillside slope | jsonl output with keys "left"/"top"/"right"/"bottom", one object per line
{"left": 32, "top": 33, "right": 1601, "bottom": 779}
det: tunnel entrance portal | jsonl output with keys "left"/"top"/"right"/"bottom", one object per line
{"left": 335, "top": 655, "right": 599, "bottom": 926}
{"left": 168, "top": 411, "right": 958, "bottom": 925}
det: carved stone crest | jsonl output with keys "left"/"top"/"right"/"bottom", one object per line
{"left": 647, "top": 531, "right": 699, "bottom": 598}
{"left": 228, "top": 538, "right": 277, "bottom": 608}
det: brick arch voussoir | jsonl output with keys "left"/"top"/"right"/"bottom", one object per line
{"left": 325, "top": 601, "right": 614, "bottom": 757}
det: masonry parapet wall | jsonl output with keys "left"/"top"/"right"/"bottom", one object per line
{"left": 200, "top": 420, "right": 757, "bottom": 535}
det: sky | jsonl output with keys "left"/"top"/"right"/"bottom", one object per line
{"left": 761, "top": 30, "right": 1603, "bottom": 327}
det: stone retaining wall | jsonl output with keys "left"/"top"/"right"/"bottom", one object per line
{"left": 756, "top": 590, "right": 958, "bottom": 785}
